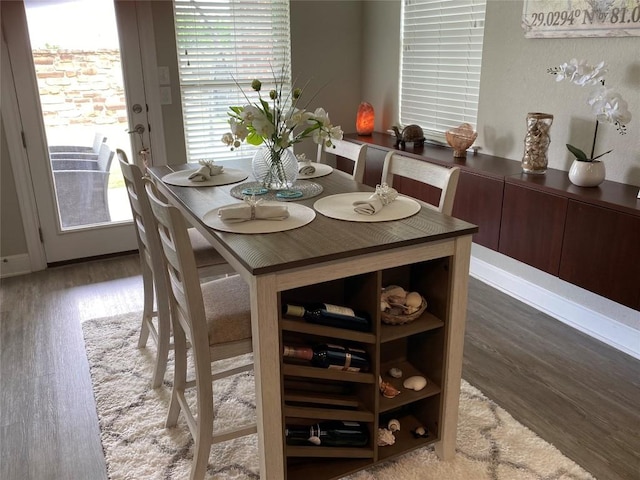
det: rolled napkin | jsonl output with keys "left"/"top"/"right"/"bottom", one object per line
{"left": 218, "top": 200, "right": 289, "bottom": 224}
{"left": 296, "top": 153, "right": 316, "bottom": 175}
{"left": 188, "top": 160, "right": 224, "bottom": 181}
{"left": 353, "top": 183, "right": 399, "bottom": 215}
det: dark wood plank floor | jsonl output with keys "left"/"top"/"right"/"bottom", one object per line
{"left": 1, "top": 254, "right": 638, "bottom": 479}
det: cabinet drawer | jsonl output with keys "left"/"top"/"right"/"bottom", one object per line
{"left": 499, "top": 183, "right": 567, "bottom": 276}
{"left": 559, "top": 200, "right": 640, "bottom": 310}
{"left": 452, "top": 171, "right": 504, "bottom": 250}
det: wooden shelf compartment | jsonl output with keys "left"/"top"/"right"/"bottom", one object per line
{"left": 378, "top": 358, "right": 441, "bottom": 413}
{"left": 280, "top": 272, "right": 380, "bottom": 336}
{"left": 377, "top": 410, "right": 439, "bottom": 461}
{"left": 281, "top": 318, "right": 377, "bottom": 344}
{"left": 380, "top": 313, "right": 444, "bottom": 343}
{"left": 381, "top": 258, "right": 452, "bottom": 331}
{"left": 286, "top": 457, "right": 372, "bottom": 480}
{"left": 283, "top": 377, "right": 375, "bottom": 420}
{"left": 282, "top": 363, "right": 375, "bottom": 384}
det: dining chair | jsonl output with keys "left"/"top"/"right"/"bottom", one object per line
{"left": 316, "top": 138, "right": 367, "bottom": 183}
{"left": 144, "top": 179, "right": 256, "bottom": 480}
{"left": 381, "top": 151, "right": 461, "bottom": 216}
{"left": 117, "top": 149, "right": 234, "bottom": 388}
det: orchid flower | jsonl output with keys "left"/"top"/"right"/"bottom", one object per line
{"left": 548, "top": 59, "right": 632, "bottom": 161}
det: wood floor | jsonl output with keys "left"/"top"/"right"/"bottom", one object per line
{"left": 0, "top": 253, "right": 638, "bottom": 479}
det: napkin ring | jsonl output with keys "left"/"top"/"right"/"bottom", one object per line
{"left": 375, "top": 183, "right": 398, "bottom": 206}
{"left": 242, "top": 195, "right": 262, "bottom": 220}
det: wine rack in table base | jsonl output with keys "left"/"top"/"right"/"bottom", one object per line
{"left": 280, "top": 257, "right": 451, "bottom": 480}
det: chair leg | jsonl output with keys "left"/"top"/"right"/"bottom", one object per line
{"left": 166, "top": 320, "right": 187, "bottom": 427}
{"left": 138, "top": 259, "right": 153, "bottom": 348}
{"left": 150, "top": 284, "right": 170, "bottom": 388}
{"left": 191, "top": 357, "right": 214, "bottom": 480}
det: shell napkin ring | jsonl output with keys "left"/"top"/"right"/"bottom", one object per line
{"left": 241, "top": 194, "right": 262, "bottom": 221}
{"left": 375, "top": 183, "right": 398, "bottom": 206}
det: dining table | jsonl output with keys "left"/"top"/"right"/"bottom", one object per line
{"left": 148, "top": 158, "right": 478, "bottom": 480}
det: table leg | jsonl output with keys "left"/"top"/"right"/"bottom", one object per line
{"left": 250, "top": 274, "right": 285, "bottom": 479}
{"left": 434, "top": 235, "right": 472, "bottom": 460}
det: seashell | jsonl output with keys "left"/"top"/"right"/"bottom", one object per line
{"left": 377, "top": 428, "right": 396, "bottom": 446}
{"left": 379, "top": 376, "right": 401, "bottom": 398}
{"left": 381, "top": 300, "right": 390, "bottom": 311}
{"left": 412, "top": 425, "right": 429, "bottom": 438}
{"left": 388, "top": 367, "right": 403, "bottom": 378}
{"left": 383, "top": 285, "right": 407, "bottom": 298}
{"left": 405, "top": 291, "right": 422, "bottom": 308}
{"left": 403, "top": 375, "right": 427, "bottom": 391}
{"left": 387, "top": 419, "right": 401, "bottom": 432}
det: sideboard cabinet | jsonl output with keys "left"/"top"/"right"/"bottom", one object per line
{"left": 342, "top": 133, "right": 640, "bottom": 311}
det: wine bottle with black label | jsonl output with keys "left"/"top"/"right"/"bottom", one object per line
{"left": 282, "top": 302, "right": 371, "bottom": 332}
{"left": 285, "top": 420, "right": 369, "bottom": 447}
{"left": 283, "top": 343, "right": 371, "bottom": 372}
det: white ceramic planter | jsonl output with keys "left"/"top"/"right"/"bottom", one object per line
{"left": 568, "top": 159, "right": 606, "bottom": 187}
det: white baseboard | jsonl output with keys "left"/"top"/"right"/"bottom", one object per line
{"left": 0, "top": 254, "right": 32, "bottom": 278}
{"left": 470, "top": 255, "right": 640, "bottom": 361}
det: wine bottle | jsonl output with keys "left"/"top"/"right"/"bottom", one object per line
{"left": 282, "top": 302, "right": 371, "bottom": 332}
{"left": 285, "top": 420, "right": 369, "bottom": 447}
{"left": 283, "top": 343, "right": 371, "bottom": 372}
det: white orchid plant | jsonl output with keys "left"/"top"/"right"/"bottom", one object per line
{"left": 221, "top": 67, "right": 343, "bottom": 155}
{"left": 548, "top": 58, "right": 632, "bottom": 162}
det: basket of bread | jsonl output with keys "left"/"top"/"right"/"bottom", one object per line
{"left": 380, "top": 285, "right": 427, "bottom": 325}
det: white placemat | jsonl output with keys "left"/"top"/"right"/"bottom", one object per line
{"left": 161, "top": 167, "right": 248, "bottom": 187}
{"left": 297, "top": 162, "right": 333, "bottom": 179}
{"left": 313, "top": 192, "right": 422, "bottom": 222}
{"left": 202, "top": 201, "right": 316, "bottom": 234}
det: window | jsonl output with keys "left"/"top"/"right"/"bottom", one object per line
{"left": 399, "top": 0, "right": 486, "bottom": 138}
{"left": 173, "top": 0, "right": 291, "bottom": 162}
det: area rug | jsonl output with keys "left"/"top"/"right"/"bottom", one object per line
{"left": 82, "top": 312, "right": 596, "bottom": 480}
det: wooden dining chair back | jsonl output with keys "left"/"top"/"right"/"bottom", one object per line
{"left": 381, "top": 151, "right": 461, "bottom": 216}
{"left": 144, "top": 179, "right": 256, "bottom": 480}
{"left": 316, "top": 138, "right": 367, "bottom": 183}
{"left": 118, "top": 149, "right": 172, "bottom": 388}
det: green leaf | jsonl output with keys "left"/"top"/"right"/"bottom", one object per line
{"left": 246, "top": 132, "right": 264, "bottom": 146}
{"left": 591, "top": 149, "right": 613, "bottom": 161}
{"left": 566, "top": 144, "right": 588, "bottom": 161}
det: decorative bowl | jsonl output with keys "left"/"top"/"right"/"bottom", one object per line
{"left": 445, "top": 123, "right": 477, "bottom": 157}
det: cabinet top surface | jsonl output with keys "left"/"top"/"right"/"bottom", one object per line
{"left": 344, "top": 132, "right": 524, "bottom": 178}
{"left": 346, "top": 132, "right": 640, "bottom": 216}
{"left": 149, "top": 160, "right": 478, "bottom": 276}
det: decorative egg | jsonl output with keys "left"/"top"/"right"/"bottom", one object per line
{"left": 405, "top": 291, "right": 422, "bottom": 308}
{"left": 388, "top": 367, "right": 403, "bottom": 378}
{"left": 403, "top": 375, "right": 427, "bottom": 391}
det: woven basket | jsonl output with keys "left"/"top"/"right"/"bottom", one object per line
{"left": 381, "top": 296, "right": 427, "bottom": 325}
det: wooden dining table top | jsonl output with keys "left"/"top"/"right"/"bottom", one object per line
{"left": 147, "top": 159, "right": 478, "bottom": 276}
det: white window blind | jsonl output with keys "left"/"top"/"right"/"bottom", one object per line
{"left": 400, "top": 0, "right": 486, "bottom": 138}
{"left": 173, "top": 0, "right": 291, "bottom": 162}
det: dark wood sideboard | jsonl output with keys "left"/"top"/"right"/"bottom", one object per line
{"left": 341, "top": 132, "right": 640, "bottom": 311}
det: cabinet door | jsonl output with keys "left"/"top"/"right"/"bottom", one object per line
{"left": 559, "top": 200, "right": 640, "bottom": 310}
{"left": 452, "top": 171, "right": 504, "bottom": 250}
{"left": 498, "top": 183, "right": 567, "bottom": 276}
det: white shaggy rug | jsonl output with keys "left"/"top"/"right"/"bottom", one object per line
{"left": 82, "top": 312, "right": 596, "bottom": 480}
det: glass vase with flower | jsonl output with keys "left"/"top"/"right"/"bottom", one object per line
{"left": 548, "top": 59, "right": 632, "bottom": 187}
{"left": 222, "top": 67, "right": 343, "bottom": 191}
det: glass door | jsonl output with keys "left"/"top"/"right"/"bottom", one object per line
{"left": 3, "top": 0, "right": 154, "bottom": 262}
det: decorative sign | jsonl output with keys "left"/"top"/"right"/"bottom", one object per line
{"left": 522, "top": 0, "right": 640, "bottom": 38}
